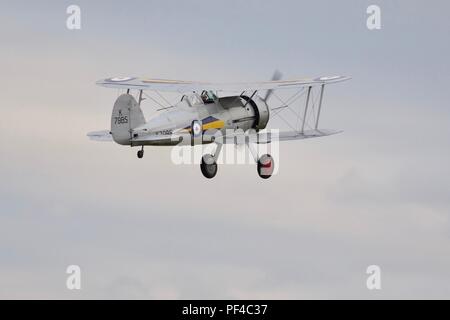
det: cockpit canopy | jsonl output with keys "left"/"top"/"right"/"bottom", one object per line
{"left": 201, "top": 90, "right": 217, "bottom": 104}
{"left": 187, "top": 93, "right": 203, "bottom": 106}
{"left": 182, "top": 91, "right": 218, "bottom": 107}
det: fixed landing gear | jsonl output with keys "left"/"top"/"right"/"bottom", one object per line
{"left": 137, "top": 147, "right": 144, "bottom": 159}
{"left": 199, "top": 143, "right": 274, "bottom": 179}
{"left": 257, "top": 154, "right": 274, "bottom": 179}
{"left": 200, "top": 143, "right": 222, "bottom": 179}
{"left": 200, "top": 154, "right": 218, "bottom": 179}
{"left": 247, "top": 142, "right": 274, "bottom": 179}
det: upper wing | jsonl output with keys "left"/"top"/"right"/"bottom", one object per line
{"left": 96, "top": 76, "right": 350, "bottom": 92}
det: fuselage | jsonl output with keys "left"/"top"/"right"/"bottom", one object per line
{"left": 131, "top": 91, "right": 269, "bottom": 146}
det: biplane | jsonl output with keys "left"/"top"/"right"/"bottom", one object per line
{"left": 88, "top": 72, "right": 350, "bottom": 179}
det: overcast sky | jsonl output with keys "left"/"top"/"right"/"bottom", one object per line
{"left": 1, "top": 0, "right": 450, "bottom": 299}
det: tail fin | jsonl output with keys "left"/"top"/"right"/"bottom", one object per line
{"left": 111, "top": 94, "right": 146, "bottom": 145}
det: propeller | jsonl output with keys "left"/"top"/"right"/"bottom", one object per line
{"left": 262, "top": 70, "right": 283, "bottom": 102}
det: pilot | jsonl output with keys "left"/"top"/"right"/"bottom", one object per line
{"left": 201, "top": 91, "right": 210, "bottom": 103}
{"left": 201, "top": 90, "right": 217, "bottom": 104}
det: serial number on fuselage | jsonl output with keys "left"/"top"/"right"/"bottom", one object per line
{"left": 153, "top": 130, "right": 173, "bottom": 135}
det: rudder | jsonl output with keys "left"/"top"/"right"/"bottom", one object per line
{"left": 111, "top": 94, "right": 146, "bottom": 145}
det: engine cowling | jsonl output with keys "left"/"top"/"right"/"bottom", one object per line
{"left": 240, "top": 95, "right": 270, "bottom": 131}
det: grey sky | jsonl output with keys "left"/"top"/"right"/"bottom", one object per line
{"left": 1, "top": 0, "right": 450, "bottom": 299}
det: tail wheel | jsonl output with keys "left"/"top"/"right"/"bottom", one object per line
{"left": 257, "top": 154, "right": 274, "bottom": 179}
{"left": 201, "top": 154, "right": 218, "bottom": 179}
{"left": 137, "top": 149, "right": 144, "bottom": 159}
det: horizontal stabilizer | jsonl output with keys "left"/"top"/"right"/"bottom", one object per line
{"left": 87, "top": 130, "right": 113, "bottom": 142}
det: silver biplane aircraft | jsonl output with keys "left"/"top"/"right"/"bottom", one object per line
{"left": 88, "top": 72, "right": 350, "bottom": 179}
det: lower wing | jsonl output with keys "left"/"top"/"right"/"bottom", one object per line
{"left": 87, "top": 129, "right": 341, "bottom": 145}
{"left": 257, "top": 129, "right": 342, "bottom": 143}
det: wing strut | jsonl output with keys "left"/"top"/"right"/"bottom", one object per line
{"left": 301, "top": 86, "right": 312, "bottom": 133}
{"left": 315, "top": 84, "right": 325, "bottom": 129}
{"left": 138, "top": 89, "right": 144, "bottom": 106}
{"left": 243, "top": 90, "right": 258, "bottom": 109}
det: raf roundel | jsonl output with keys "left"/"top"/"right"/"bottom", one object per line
{"left": 317, "top": 76, "right": 341, "bottom": 81}
{"left": 106, "top": 77, "right": 136, "bottom": 82}
{"left": 192, "top": 121, "right": 202, "bottom": 137}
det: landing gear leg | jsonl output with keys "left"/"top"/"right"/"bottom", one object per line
{"left": 137, "top": 146, "right": 144, "bottom": 159}
{"left": 200, "top": 143, "right": 222, "bottom": 179}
